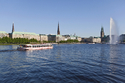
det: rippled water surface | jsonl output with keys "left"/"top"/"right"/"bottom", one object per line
{"left": 0, "top": 44, "right": 125, "bottom": 83}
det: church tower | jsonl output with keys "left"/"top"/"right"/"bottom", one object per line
{"left": 12, "top": 23, "right": 14, "bottom": 33}
{"left": 101, "top": 26, "right": 104, "bottom": 42}
{"left": 57, "top": 22, "right": 60, "bottom": 35}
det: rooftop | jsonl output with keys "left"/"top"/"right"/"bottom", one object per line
{"left": 0, "top": 31, "right": 7, "bottom": 33}
{"left": 12, "top": 31, "right": 39, "bottom": 35}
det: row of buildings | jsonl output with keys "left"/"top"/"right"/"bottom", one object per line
{"left": 0, "top": 23, "right": 83, "bottom": 42}
{"left": 2, "top": 23, "right": 125, "bottom": 43}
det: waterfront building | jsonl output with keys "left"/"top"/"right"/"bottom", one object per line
{"left": 11, "top": 31, "right": 39, "bottom": 39}
{"left": 9, "top": 23, "right": 48, "bottom": 42}
{"left": 10, "top": 32, "right": 48, "bottom": 42}
{"left": 102, "top": 35, "right": 109, "bottom": 43}
{"left": 48, "top": 34, "right": 65, "bottom": 42}
{"left": 119, "top": 34, "right": 125, "bottom": 43}
{"left": 62, "top": 35, "right": 71, "bottom": 41}
{"left": 48, "top": 34, "right": 81, "bottom": 42}
{"left": 62, "top": 34, "right": 81, "bottom": 41}
{"left": 0, "top": 31, "right": 9, "bottom": 38}
{"left": 81, "top": 37, "right": 101, "bottom": 43}
{"left": 76, "top": 37, "right": 82, "bottom": 42}
{"left": 56, "top": 35, "right": 65, "bottom": 42}
{"left": 81, "top": 38, "right": 92, "bottom": 43}
{"left": 39, "top": 34, "right": 48, "bottom": 42}
{"left": 92, "top": 37, "right": 101, "bottom": 43}
{"left": 48, "top": 34, "right": 56, "bottom": 42}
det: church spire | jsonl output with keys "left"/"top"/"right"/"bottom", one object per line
{"left": 12, "top": 23, "right": 14, "bottom": 33}
{"left": 100, "top": 26, "right": 104, "bottom": 42}
{"left": 57, "top": 22, "right": 60, "bottom": 35}
{"left": 101, "top": 26, "right": 104, "bottom": 32}
{"left": 100, "top": 26, "right": 104, "bottom": 37}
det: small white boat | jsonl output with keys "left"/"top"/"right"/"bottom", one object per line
{"left": 88, "top": 43, "right": 95, "bottom": 44}
{"left": 17, "top": 44, "right": 53, "bottom": 51}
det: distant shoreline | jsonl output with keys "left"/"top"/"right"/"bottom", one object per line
{"left": 0, "top": 42, "right": 125, "bottom": 45}
{"left": 0, "top": 42, "right": 86, "bottom": 45}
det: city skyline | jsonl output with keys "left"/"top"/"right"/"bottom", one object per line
{"left": 0, "top": 0, "right": 125, "bottom": 37}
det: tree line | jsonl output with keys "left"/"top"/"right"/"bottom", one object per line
{"left": 0, "top": 37, "right": 39, "bottom": 44}
{"left": 59, "top": 39, "right": 79, "bottom": 43}
{"left": 43, "top": 39, "right": 79, "bottom": 43}
{"left": 0, "top": 37, "right": 79, "bottom": 44}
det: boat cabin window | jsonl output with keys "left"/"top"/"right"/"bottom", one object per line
{"left": 20, "top": 45, "right": 31, "bottom": 47}
{"left": 33, "top": 46, "right": 36, "bottom": 47}
{"left": 27, "top": 46, "right": 31, "bottom": 47}
{"left": 22, "top": 45, "right": 26, "bottom": 47}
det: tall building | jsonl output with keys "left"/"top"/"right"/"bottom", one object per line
{"left": 100, "top": 26, "right": 104, "bottom": 42}
{"left": 57, "top": 22, "right": 60, "bottom": 35}
{"left": 12, "top": 23, "right": 14, "bottom": 33}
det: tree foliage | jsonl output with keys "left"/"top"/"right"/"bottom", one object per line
{"left": 0, "top": 37, "right": 39, "bottom": 44}
{"left": 43, "top": 40, "right": 56, "bottom": 43}
{"left": 59, "top": 39, "right": 79, "bottom": 43}
{"left": 0, "top": 37, "right": 79, "bottom": 44}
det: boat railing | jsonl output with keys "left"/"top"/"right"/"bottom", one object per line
{"left": 18, "top": 44, "right": 53, "bottom": 48}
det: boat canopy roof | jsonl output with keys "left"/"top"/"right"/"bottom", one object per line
{"left": 20, "top": 44, "right": 52, "bottom": 46}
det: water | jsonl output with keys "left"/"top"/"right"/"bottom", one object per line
{"left": 110, "top": 18, "right": 119, "bottom": 44}
{"left": 0, "top": 44, "right": 125, "bottom": 83}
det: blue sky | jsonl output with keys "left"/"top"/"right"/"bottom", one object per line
{"left": 0, "top": 0, "right": 125, "bottom": 37}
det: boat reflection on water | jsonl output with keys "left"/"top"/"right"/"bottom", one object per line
{"left": 25, "top": 47, "right": 53, "bottom": 63}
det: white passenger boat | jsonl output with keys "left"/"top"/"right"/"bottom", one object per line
{"left": 17, "top": 44, "right": 53, "bottom": 51}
